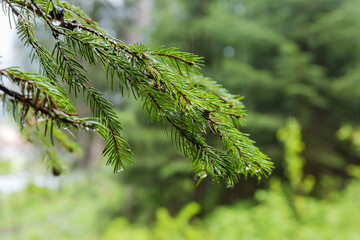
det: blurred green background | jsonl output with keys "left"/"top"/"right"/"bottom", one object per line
{"left": 1, "top": 0, "right": 360, "bottom": 239}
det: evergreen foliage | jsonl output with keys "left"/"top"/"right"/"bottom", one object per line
{"left": 0, "top": 0, "right": 273, "bottom": 186}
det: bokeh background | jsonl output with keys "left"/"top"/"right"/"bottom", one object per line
{"left": 1, "top": 0, "right": 360, "bottom": 239}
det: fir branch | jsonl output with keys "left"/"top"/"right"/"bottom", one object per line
{"left": 18, "top": 0, "right": 134, "bottom": 170}
{"left": 0, "top": 68, "right": 103, "bottom": 131}
{"left": 4, "top": 0, "right": 60, "bottom": 84}
{"left": 150, "top": 51, "right": 197, "bottom": 66}
{"left": 1, "top": 0, "right": 274, "bottom": 186}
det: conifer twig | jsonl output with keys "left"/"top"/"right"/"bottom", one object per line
{"left": 0, "top": 0, "right": 273, "bottom": 186}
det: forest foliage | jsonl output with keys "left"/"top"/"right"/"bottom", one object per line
{"left": 1, "top": 0, "right": 360, "bottom": 239}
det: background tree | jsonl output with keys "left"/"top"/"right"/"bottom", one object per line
{"left": 100, "top": 0, "right": 360, "bottom": 218}
{"left": 148, "top": 0, "right": 360, "bottom": 194}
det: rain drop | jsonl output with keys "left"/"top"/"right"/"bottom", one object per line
{"left": 85, "top": 127, "right": 89, "bottom": 131}
{"left": 52, "top": 20, "right": 61, "bottom": 26}
{"left": 117, "top": 167, "right": 124, "bottom": 173}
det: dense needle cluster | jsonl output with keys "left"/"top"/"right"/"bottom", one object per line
{"left": 0, "top": 0, "right": 273, "bottom": 187}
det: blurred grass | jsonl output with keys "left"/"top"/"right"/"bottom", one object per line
{"left": 2, "top": 173, "right": 359, "bottom": 240}
{"left": 100, "top": 179, "right": 360, "bottom": 240}
{"left": 0, "top": 173, "right": 124, "bottom": 240}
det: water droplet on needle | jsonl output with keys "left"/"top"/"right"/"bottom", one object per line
{"left": 52, "top": 20, "right": 61, "bottom": 26}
